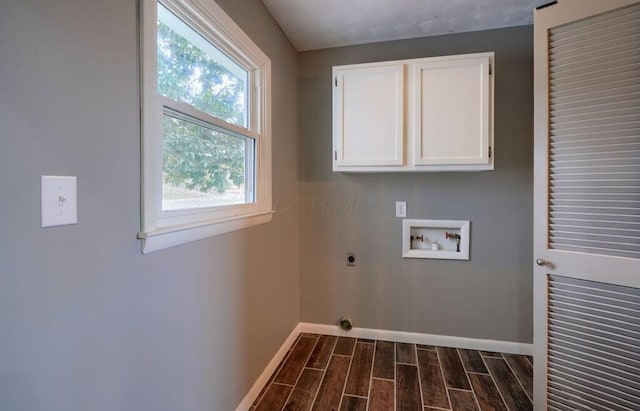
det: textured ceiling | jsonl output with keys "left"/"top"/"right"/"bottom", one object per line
{"left": 261, "top": 0, "right": 548, "bottom": 51}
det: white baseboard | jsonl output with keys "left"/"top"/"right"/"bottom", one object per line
{"left": 235, "top": 323, "right": 303, "bottom": 411}
{"left": 298, "top": 322, "right": 533, "bottom": 356}
{"left": 236, "top": 322, "right": 533, "bottom": 410}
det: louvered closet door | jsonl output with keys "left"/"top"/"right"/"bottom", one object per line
{"left": 533, "top": 1, "right": 640, "bottom": 410}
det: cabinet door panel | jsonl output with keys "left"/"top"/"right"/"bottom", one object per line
{"left": 334, "top": 64, "right": 404, "bottom": 167}
{"left": 412, "top": 57, "right": 491, "bottom": 166}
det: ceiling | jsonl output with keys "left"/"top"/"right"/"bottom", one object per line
{"left": 261, "top": 0, "right": 548, "bottom": 51}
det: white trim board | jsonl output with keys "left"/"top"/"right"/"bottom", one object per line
{"left": 299, "top": 323, "right": 532, "bottom": 355}
{"left": 235, "top": 322, "right": 532, "bottom": 410}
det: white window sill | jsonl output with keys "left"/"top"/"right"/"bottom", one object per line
{"left": 138, "top": 210, "right": 274, "bottom": 253}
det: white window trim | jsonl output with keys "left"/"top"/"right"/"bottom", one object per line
{"left": 139, "top": 0, "right": 273, "bottom": 253}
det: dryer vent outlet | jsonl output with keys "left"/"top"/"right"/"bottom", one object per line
{"left": 339, "top": 316, "right": 353, "bottom": 331}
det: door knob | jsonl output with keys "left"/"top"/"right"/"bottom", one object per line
{"left": 536, "top": 258, "right": 547, "bottom": 267}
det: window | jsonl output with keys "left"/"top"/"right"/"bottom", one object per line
{"left": 139, "top": 0, "right": 272, "bottom": 253}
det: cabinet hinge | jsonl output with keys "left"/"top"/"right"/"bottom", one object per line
{"left": 334, "top": 151, "right": 337, "bottom": 160}
{"left": 489, "top": 64, "right": 492, "bottom": 75}
{"left": 335, "top": 77, "right": 338, "bottom": 87}
{"left": 489, "top": 146, "right": 492, "bottom": 158}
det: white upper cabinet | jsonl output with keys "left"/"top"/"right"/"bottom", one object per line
{"left": 333, "top": 63, "right": 405, "bottom": 167}
{"left": 411, "top": 54, "right": 492, "bottom": 168}
{"left": 333, "top": 52, "right": 494, "bottom": 172}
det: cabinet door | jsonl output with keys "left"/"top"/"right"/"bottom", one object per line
{"left": 333, "top": 64, "right": 404, "bottom": 168}
{"left": 411, "top": 55, "right": 492, "bottom": 168}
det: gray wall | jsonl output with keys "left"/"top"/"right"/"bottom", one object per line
{"left": 0, "top": 0, "right": 298, "bottom": 410}
{"left": 298, "top": 26, "right": 534, "bottom": 343}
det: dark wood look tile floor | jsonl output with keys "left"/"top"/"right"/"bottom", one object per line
{"left": 251, "top": 333, "right": 533, "bottom": 411}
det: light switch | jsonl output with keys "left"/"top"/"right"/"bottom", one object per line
{"left": 41, "top": 176, "right": 77, "bottom": 227}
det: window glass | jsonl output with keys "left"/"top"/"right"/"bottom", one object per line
{"left": 161, "top": 112, "right": 254, "bottom": 211}
{"left": 157, "top": 3, "right": 248, "bottom": 127}
{"left": 157, "top": 2, "right": 254, "bottom": 211}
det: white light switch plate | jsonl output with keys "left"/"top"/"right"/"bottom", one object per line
{"left": 41, "top": 176, "right": 77, "bottom": 227}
